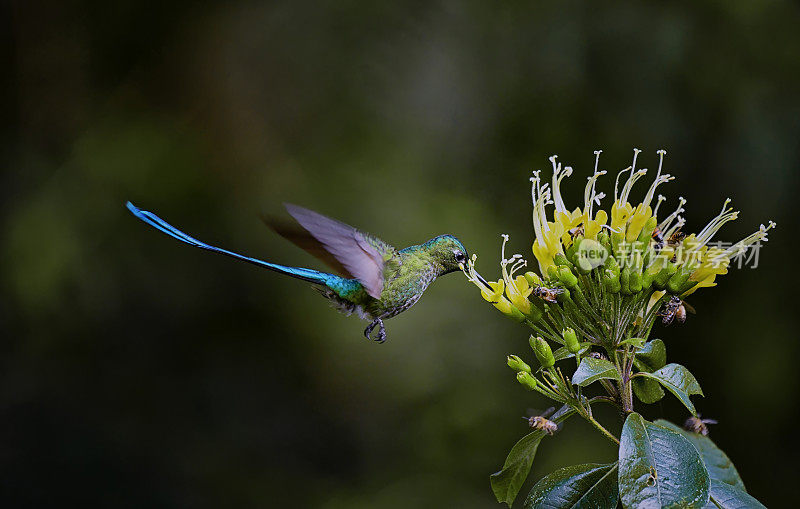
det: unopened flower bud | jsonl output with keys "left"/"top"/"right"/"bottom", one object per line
{"left": 530, "top": 336, "right": 555, "bottom": 368}
{"left": 667, "top": 268, "right": 692, "bottom": 295}
{"left": 554, "top": 253, "right": 572, "bottom": 268}
{"left": 507, "top": 354, "right": 531, "bottom": 373}
{"left": 517, "top": 371, "right": 539, "bottom": 391}
{"left": 603, "top": 269, "right": 621, "bottom": 293}
{"left": 611, "top": 231, "right": 625, "bottom": 255}
{"left": 653, "top": 261, "right": 677, "bottom": 290}
{"left": 629, "top": 270, "right": 643, "bottom": 293}
{"left": 524, "top": 271, "right": 541, "bottom": 287}
{"left": 597, "top": 231, "right": 612, "bottom": 253}
{"left": 605, "top": 255, "right": 621, "bottom": 277}
{"left": 637, "top": 217, "right": 658, "bottom": 244}
{"left": 558, "top": 266, "right": 579, "bottom": 289}
{"left": 563, "top": 328, "right": 580, "bottom": 354}
{"left": 620, "top": 266, "right": 632, "bottom": 295}
{"left": 641, "top": 268, "right": 654, "bottom": 291}
{"left": 566, "top": 237, "right": 582, "bottom": 263}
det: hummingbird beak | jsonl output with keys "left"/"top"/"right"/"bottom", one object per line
{"left": 473, "top": 270, "right": 494, "bottom": 291}
{"left": 458, "top": 258, "right": 493, "bottom": 291}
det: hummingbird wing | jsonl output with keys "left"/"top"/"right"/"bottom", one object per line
{"left": 279, "top": 204, "right": 397, "bottom": 299}
{"left": 265, "top": 217, "right": 353, "bottom": 277}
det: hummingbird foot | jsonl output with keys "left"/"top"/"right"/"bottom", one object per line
{"left": 364, "top": 318, "right": 387, "bottom": 344}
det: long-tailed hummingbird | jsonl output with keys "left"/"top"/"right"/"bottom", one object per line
{"left": 126, "top": 202, "right": 489, "bottom": 342}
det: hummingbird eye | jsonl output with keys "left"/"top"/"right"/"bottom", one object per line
{"left": 454, "top": 250, "right": 466, "bottom": 263}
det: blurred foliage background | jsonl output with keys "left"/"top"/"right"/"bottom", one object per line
{"left": 3, "top": 1, "right": 799, "bottom": 507}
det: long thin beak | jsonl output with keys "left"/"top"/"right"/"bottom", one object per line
{"left": 473, "top": 270, "right": 494, "bottom": 291}
{"left": 459, "top": 261, "right": 494, "bottom": 291}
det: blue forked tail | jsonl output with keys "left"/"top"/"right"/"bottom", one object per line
{"left": 126, "top": 202, "right": 334, "bottom": 285}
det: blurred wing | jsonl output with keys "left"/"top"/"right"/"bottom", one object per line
{"left": 526, "top": 407, "right": 555, "bottom": 418}
{"left": 550, "top": 404, "right": 572, "bottom": 421}
{"left": 264, "top": 217, "right": 352, "bottom": 277}
{"left": 683, "top": 301, "right": 697, "bottom": 314}
{"left": 282, "top": 203, "right": 396, "bottom": 299}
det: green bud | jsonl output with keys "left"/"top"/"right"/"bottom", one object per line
{"left": 547, "top": 265, "right": 559, "bottom": 281}
{"left": 566, "top": 237, "right": 582, "bottom": 264}
{"left": 629, "top": 270, "right": 643, "bottom": 293}
{"left": 524, "top": 271, "right": 542, "bottom": 287}
{"left": 641, "top": 269, "right": 654, "bottom": 291}
{"left": 602, "top": 269, "right": 621, "bottom": 293}
{"left": 611, "top": 231, "right": 625, "bottom": 257}
{"left": 516, "top": 371, "right": 539, "bottom": 391}
{"left": 563, "top": 328, "right": 580, "bottom": 354}
{"left": 666, "top": 268, "right": 692, "bottom": 294}
{"left": 653, "top": 261, "right": 677, "bottom": 290}
{"left": 530, "top": 336, "right": 555, "bottom": 369}
{"left": 637, "top": 217, "right": 658, "bottom": 244}
{"left": 507, "top": 354, "right": 531, "bottom": 373}
{"left": 557, "top": 266, "right": 579, "bottom": 289}
{"left": 605, "top": 255, "right": 621, "bottom": 277}
{"left": 597, "top": 231, "right": 612, "bottom": 253}
{"left": 620, "top": 266, "right": 632, "bottom": 295}
{"left": 554, "top": 253, "right": 573, "bottom": 268}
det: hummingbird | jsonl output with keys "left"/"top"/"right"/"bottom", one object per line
{"left": 126, "top": 202, "right": 488, "bottom": 343}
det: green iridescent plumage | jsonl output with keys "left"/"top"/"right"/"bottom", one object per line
{"left": 127, "top": 202, "right": 471, "bottom": 342}
{"left": 323, "top": 235, "right": 471, "bottom": 341}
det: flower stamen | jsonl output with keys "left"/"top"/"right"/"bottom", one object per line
{"left": 691, "top": 198, "right": 739, "bottom": 250}
{"left": 550, "top": 156, "right": 574, "bottom": 215}
{"left": 659, "top": 196, "right": 687, "bottom": 231}
{"left": 641, "top": 150, "right": 674, "bottom": 209}
{"left": 584, "top": 150, "right": 607, "bottom": 218}
{"left": 721, "top": 220, "right": 776, "bottom": 259}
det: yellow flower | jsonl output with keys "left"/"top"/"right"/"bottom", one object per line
{"left": 464, "top": 254, "right": 526, "bottom": 321}
{"left": 466, "top": 148, "right": 775, "bottom": 335}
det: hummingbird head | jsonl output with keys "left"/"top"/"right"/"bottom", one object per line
{"left": 423, "top": 234, "right": 469, "bottom": 275}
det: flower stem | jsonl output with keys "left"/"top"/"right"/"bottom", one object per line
{"left": 618, "top": 350, "right": 635, "bottom": 414}
{"left": 586, "top": 414, "right": 620, "bottom": 445}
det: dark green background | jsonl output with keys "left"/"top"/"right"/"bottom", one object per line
{"left": 3, "top": 1, "right": 798, "bottom": 507}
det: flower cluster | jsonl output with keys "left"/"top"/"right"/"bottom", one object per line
{"left": 474, "top": 149, "right": 774, "bottom": 508}
{"left": 464, "top": 149, "right": 774, "bottom": 349}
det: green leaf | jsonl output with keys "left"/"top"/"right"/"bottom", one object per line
{"left": 524, "top": 463, "right": 619, "bottom": 509}
{"left": 655, "top": 420, "right": 745, "bottom": 491}
{"left": 490, "top": 406, "right": 577, "bottom": 506}
{"left": 553, "top": 343, "right": 591, "bottom": 362}
{"left": 619, "top": 337, "right": 646, "bottom": 349}
{"left": 634, "top": 339, "right": 666, "bottom": 372}
{"left": 632, "top": 377, "right": 665, "bottom": 404}
{"left": 703, "top": 480, "right": 765, "bottom": 509}
{"left": 634, "top": 363, "right": 703, "bottom": 416}
{"left": 619, "top": 413, "right": 710, "bottom": 509}
{"left": 572, "top": 357, "right": 620, "bottom": 387}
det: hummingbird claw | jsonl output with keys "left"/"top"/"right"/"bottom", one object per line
{"left": 376, "top": 320, "right": 387, "bottom": 343}
{"left": 364, "top": 318, "right": 387, "bottom": 343}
